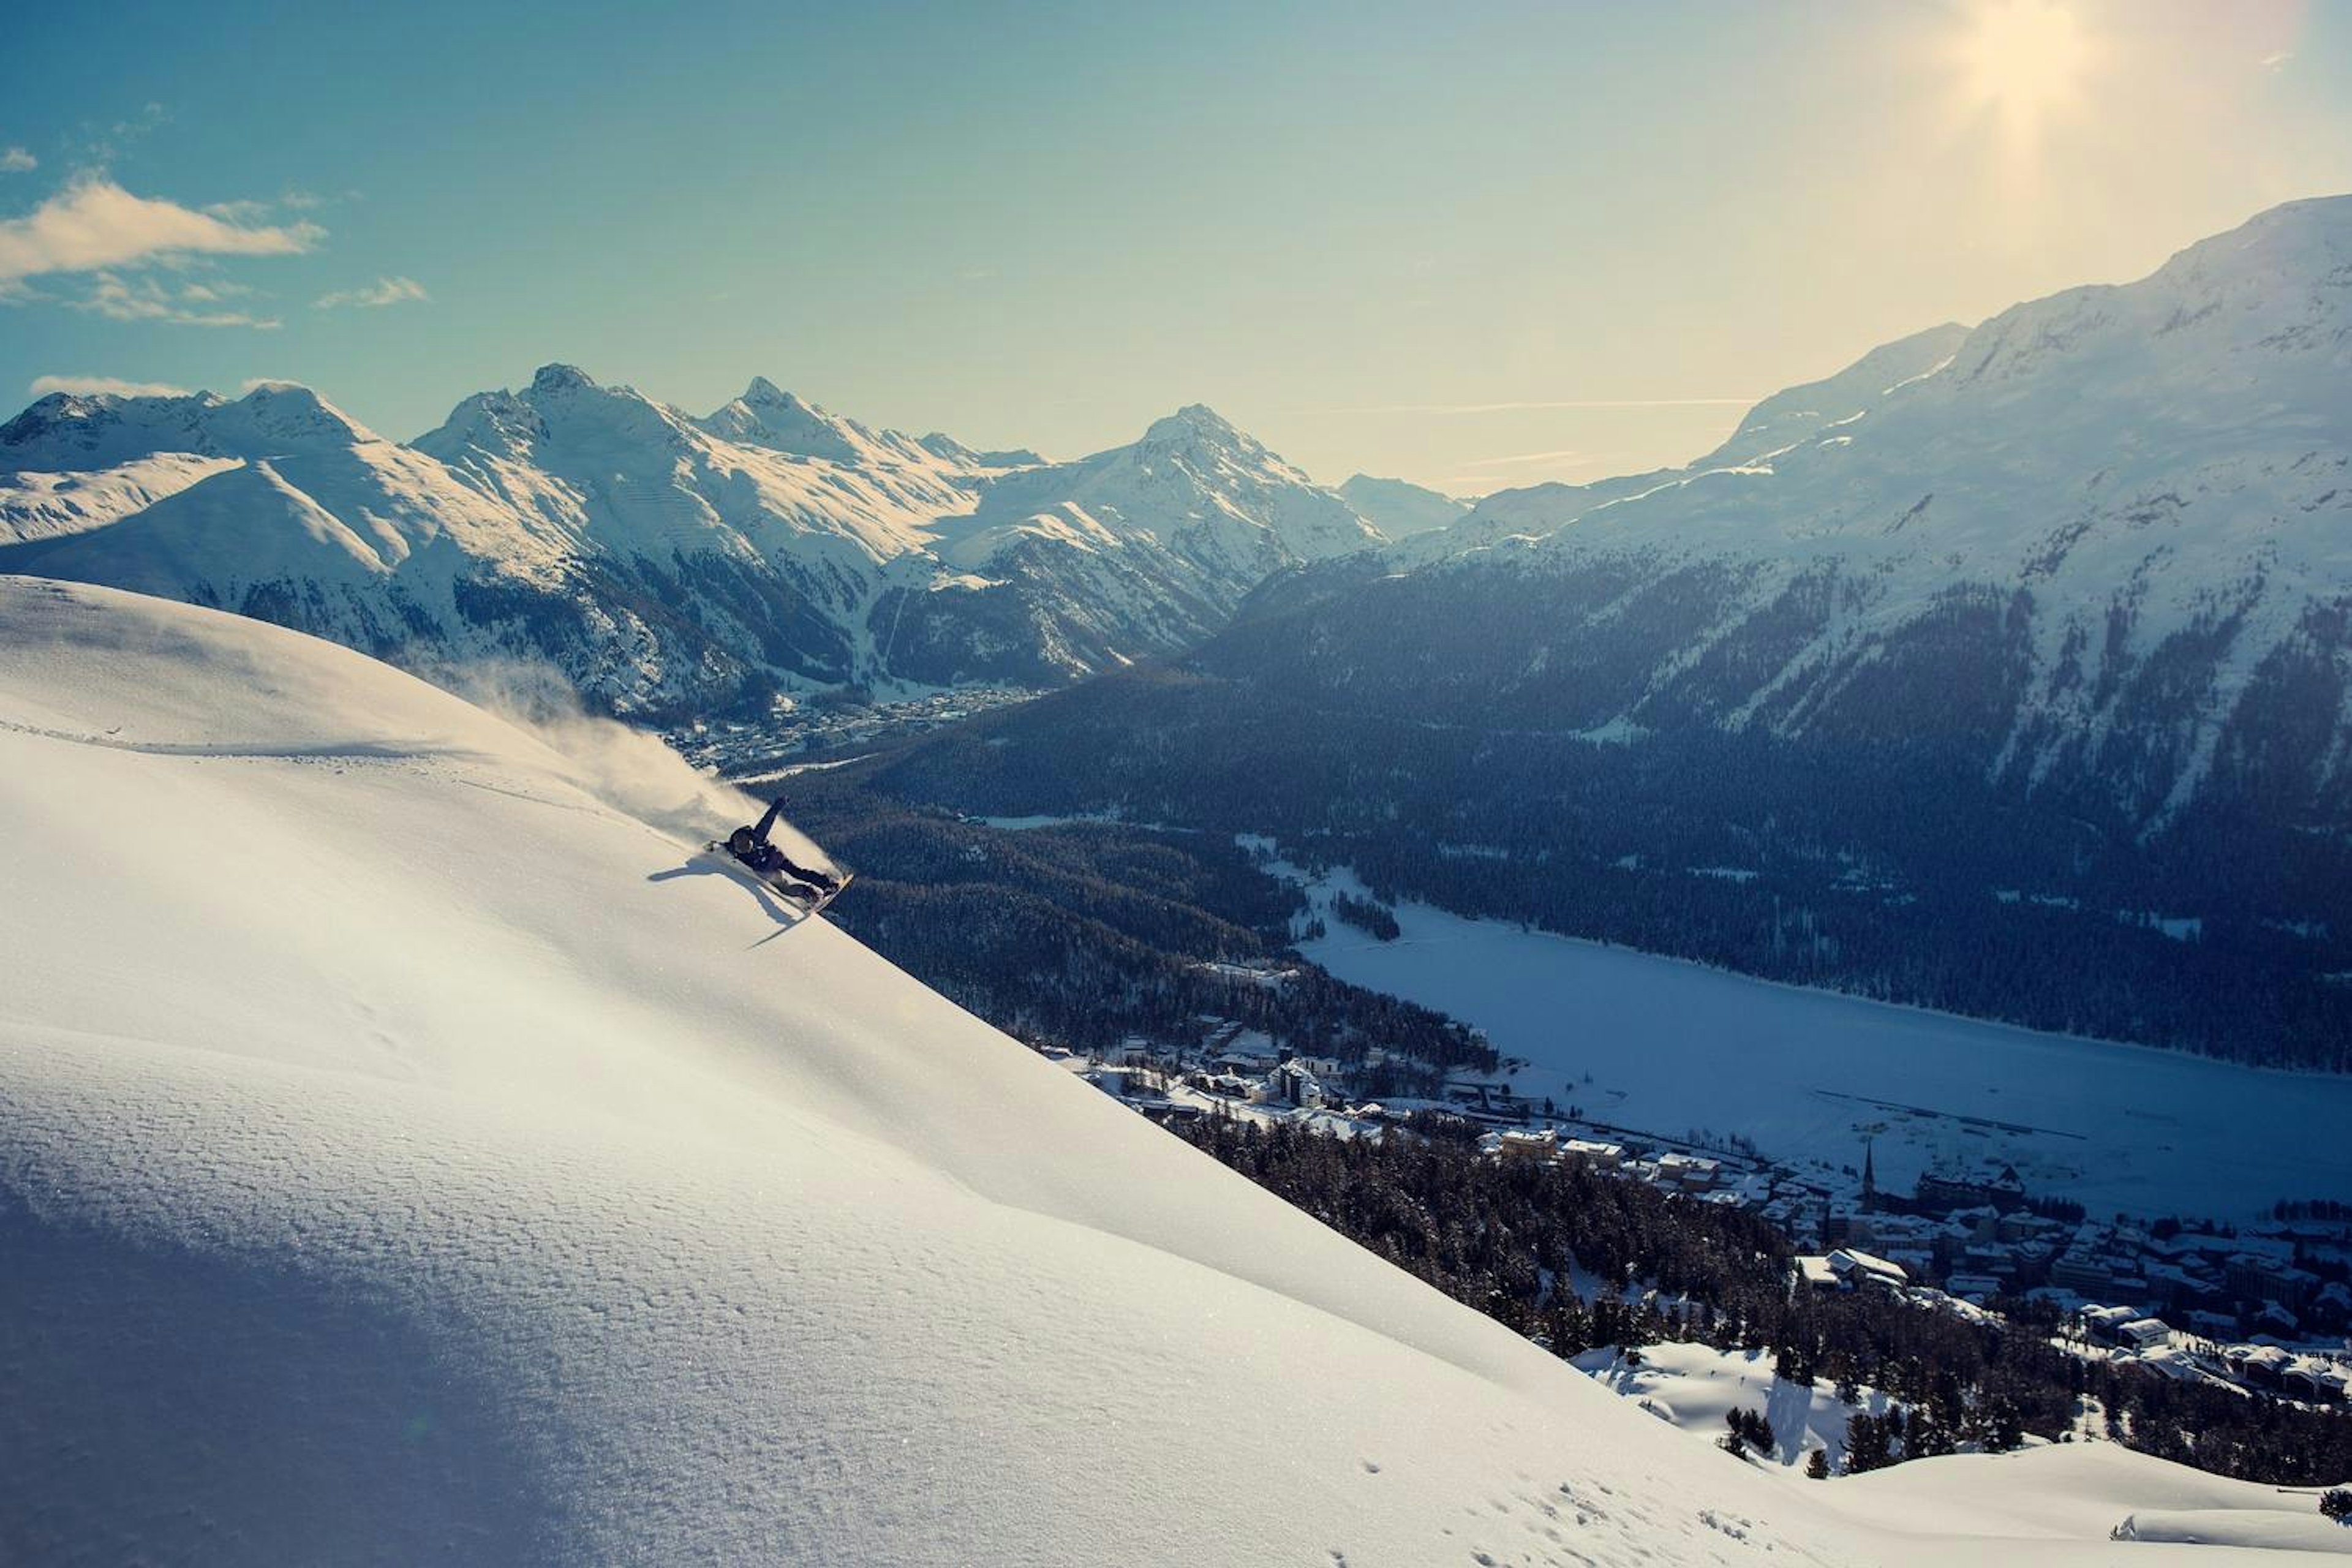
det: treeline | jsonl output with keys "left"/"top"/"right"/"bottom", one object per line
{"left": 847, "top": 655, "right": 2352, "bottom": 1070}
{"left": 771, "top": 774, "right": 1494, "bottom": 1081}
{"left": 1170, "top": 1115, "right": 2352, "bottom": 1484}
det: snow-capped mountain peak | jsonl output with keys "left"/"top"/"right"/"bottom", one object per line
{"left": 208, "top": 381, "right": 381, "bottom": 452}
{"left": 0, "top": 387, "right": 232, "bottom": 469}
{"left": 528, "top": 361, "right": 599, "bottom": 396}
{"left": 695, "top": 375, "right": 921, "bottom": 468}
{"left": 1141, "top": 401, "right": 1245, "bottom": 447}
{"left": 1133, "top": 402, "right": 1316, "bottom": 484}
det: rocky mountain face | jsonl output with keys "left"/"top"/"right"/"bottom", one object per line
{"left": 0, "top": 371, "right": 1385, "bottom": 715}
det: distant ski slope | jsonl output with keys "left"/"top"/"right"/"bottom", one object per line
{"left": 0, "top": 579, "right": 2330, "bottom": 1564}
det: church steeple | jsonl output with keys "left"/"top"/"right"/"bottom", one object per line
{"left": 1860, "top": 1137, "right": 1878, "bottom": 1210}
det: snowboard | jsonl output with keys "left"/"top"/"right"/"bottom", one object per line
{"left": 704, "top": 842, "right": 853, "bottom": 916}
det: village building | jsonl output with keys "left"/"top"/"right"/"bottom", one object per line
{"left": 1825, "top": 1248, "right": 1909, "bottom": 1292}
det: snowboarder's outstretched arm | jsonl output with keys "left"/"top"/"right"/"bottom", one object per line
{"left": 725, "top": 796, "right": 838, "bottom": 894}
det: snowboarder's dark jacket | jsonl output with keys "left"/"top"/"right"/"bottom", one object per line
{"left": 729, "top": 797, "right": 837, "bottom": 891}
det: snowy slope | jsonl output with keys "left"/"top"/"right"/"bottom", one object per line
{"left": 1340, "top": 472, "right": 1472, "bottom": 537}
{"left": 1837, "top": 1445, "right": 2352, "bottom": 1561}
{"left": 0, "top": 451, "right": 239, "bottom": 547}
{"left": 0, "top": 577, "right": 1909, "bottom": 1567}
{"left": 1574, "top": 1341, "right": 2352, "bottom": 1562}
{"left": 0, "top": 374, "right": 1381, "bottom": 710}
{"left": 1401, "top": 322, "right": 1971, "bottom": 567}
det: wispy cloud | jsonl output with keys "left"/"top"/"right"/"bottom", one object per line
{"left": 2258, "top": 49, "right": 2293, "bottom": 70}
{"left": 1316, "top": 397, "right": 1757, "bottom": 416}
{"left": 67, "top": 102, "right": 170, "bottom": 167}
{"left": 202, "top": 197, "right": 276, "bottom": 223}
{"left": 315, "top": 274, "right": 428, "bottom": 310}
{"left": 28, "top": 373, "right": 190, "bottom": 399}
{"left": 0, "top": 176, "right": 322, "bottom": 287}
{"left": 1461, "top": 448, "right": 1593, "bottom": 469}
{"left": 0, "top": 147, "right": 34, "bottom": 175}
{"left": 78, "top": 271, "right": 281, "bottom": 328}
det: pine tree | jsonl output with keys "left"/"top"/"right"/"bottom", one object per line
{"left": 1844, "top": 1413, "right": 1894, "bottom": 1474}
{"left": 1805, "top": 1449, "right": 1831, "bottom": 1480}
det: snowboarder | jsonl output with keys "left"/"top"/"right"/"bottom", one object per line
{"left": 721, "top": 796, "right": 845, "bottom": 905}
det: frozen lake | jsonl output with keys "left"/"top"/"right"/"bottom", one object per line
{"left": 1289, "top": 869, "right": 2352, "bottom": 1221}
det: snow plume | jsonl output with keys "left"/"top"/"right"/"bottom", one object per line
{"left": 437, "top": 660, "right": 841, "bottom": 872}
{"left": 27, "top": 373, "right": 191, "bottom": 398}
{"left": 435, "top": 660, "right": 832, "bottom": 866}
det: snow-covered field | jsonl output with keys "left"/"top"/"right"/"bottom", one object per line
{"left": 4, "top": 579, "right": 2339, "bottom": 1564}
{"left": 1574, "top": 1343, "right": 1884, "bottom": 1472}
{"left": 1291, "top": 870, "right": 2352, "bottom": 1220}
{"left": 1572, "top": 1340, "right": 2352, "bottom": 1559}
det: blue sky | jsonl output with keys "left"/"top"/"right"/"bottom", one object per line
{"left": 4, "top": 0, "right": 2346, "bottom": 490}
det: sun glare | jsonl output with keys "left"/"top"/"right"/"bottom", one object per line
{"left": 1955, "top": 0, "right": 2092, "bottom": 146}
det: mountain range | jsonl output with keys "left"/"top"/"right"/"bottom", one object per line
{"left": 844, "top": 196, "right": 2352, "bottom": 1066}
{"left": 0, "top": 367, "right": 1382, "bottom": 715}
{"left": 1354, "top": 197, "right": 2352, "bottom": 832}
{"left": 5, "top": 195, "right": 2349, "bottom": 1060}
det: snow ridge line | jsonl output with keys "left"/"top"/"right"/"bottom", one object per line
{"left": 0, "top": 717, "right": 470, "bottom": 763}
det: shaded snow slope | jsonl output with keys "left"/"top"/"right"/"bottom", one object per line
{"left": 1, "top": 579, "right": 1898, "bottom": 1567}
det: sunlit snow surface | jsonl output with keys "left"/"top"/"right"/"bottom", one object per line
{"left": 0, "top": 579, "right": 2329, "bottom": 1564}
{"left": 1290, "top": 869, "right": 2352, "bottom": 1219}
{"left": 1576, "top": 1341, "right": 2352, "bottom": 1561}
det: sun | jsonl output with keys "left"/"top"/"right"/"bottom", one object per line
{"left": 1953, "top": 0, "right": 2093, "bottom": 146}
